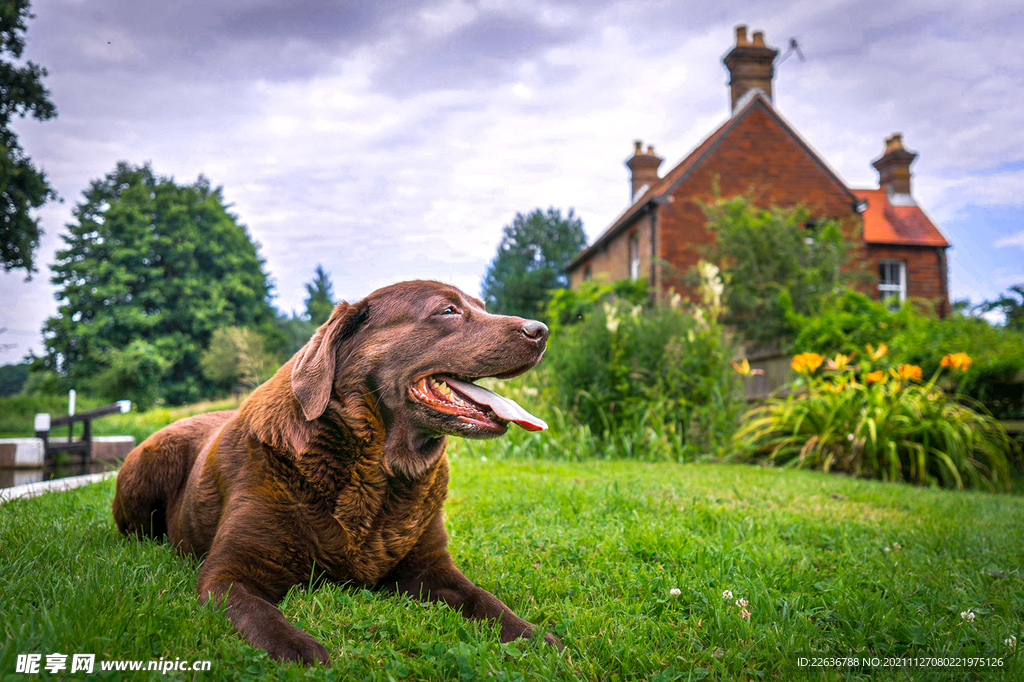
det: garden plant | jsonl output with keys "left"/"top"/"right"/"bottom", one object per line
{"left": 729, "top": 345, "right": 1020, "bottom": 491}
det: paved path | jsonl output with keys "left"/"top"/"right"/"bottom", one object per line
{"left": 0, "top": 471, "right": 118, "bottom": 504}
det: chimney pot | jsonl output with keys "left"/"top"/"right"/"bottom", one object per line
{"left": 626, "top": 140, "right": 664, "bottom": 201}
{"left": 872, "top": 133, "right": 918, "bottom": 196}
{"left": 723, "top": 26, "right": 779, "bottom": 113}
{"left": 884, "top": 133, "right": 905, "bottom": 155}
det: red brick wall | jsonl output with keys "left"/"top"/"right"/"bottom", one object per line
{"left": 657, "top": 104, "right": 856, "bottom": 294}
{"left": 862, "top": 244, "right": 948, "bottom": 316}
{"left": 570, "top": 101, "right": 949, "bottom": 316}
{"left": 568, "top": 213, "right": 654, "bottom": 288}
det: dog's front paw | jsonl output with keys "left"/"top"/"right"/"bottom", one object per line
{"left": 542, "top": 632, "right": 564, "bottom": 651}
{"left": 263, "top": 626, "right": 331, "bottom": 666}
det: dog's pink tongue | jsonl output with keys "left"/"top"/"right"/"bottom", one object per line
{"left": 443, "top": 377, "right": 548, "bottom": 432}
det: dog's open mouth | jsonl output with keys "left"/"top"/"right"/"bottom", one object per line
{"left": 410, "top": 375, "right": 548, "bottom": 432}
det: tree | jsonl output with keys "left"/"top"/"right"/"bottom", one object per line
{"left": 702, "top": 194, "right": 863, "bottom": 344}
{"left": 979, "top": 285, "right": 1024, "bottom": 331}
{"left": 0, "top": 0, "right": 56, "bottom": 275}
{"left": 38, "top": 162, "right": 275, "bottom": 405}
{"left": 482, "top": 207, "right": 587, "bottom": 319}
{"left": 200, "top": 327, "right": 276, "bottom": 391}
{"left": 304, "top": 264, "right": 335, "bottom": 326}
{"left": 0, "top": 361, "right": 29, "bottom": 396}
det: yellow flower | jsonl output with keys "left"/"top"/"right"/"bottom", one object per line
{"left": 940, "top": 352, "right": 972, "bottom": 372}
{"left": 865, "top": 370, "right": 885, "bottom": 384}
{"left": 898, "top": 364, "right": 922, "bottom": 381}
{"left": 825, "top": 353, "right": 854, "bottom": 371}
{"left": 731, "top": 359, "right": 765, "bottom": 376}
{"left": 865, "top": 343, "right": 888, "bottom": 360}
{"left": 823, "top": 379, "right": 848, "bottom": 393}
{"left": 791, "top": 352, "right": 824, "bottom": 375}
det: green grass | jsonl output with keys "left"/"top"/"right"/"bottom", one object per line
{"left": 2, "top": 455, "right": 1023, "bottom": 681}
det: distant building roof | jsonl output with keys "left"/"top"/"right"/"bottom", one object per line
{"left": 567, "top": 93, "right": 856, "bottom": 272}
{"left": 853, "top": 188, "right": 950, "bottom": 248}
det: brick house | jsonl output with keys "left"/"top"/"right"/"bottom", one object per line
{"left": 566, "top": 26, "right": 950, "bottom": 315}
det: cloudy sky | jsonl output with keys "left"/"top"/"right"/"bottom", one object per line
{"left": 2, "top": 0, "right": 1022, "bottom": 361}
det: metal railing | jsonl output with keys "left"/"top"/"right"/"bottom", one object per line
{"left": 34, "top": 400, "right": 131, "bottom": 465}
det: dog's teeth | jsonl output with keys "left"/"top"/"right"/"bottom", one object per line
{"left": 437, "top": 382, "right": 451, "bottom": 396}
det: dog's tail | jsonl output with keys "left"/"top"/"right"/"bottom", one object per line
{"left": 112, "top": 411, "right": 232, "bottom": 540}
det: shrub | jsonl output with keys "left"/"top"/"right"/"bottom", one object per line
{"left": 791, "top": 291, "right": 1024, "bottom": 423}
{"left": 729, "top": 346, "right": 1019, "bottom": 491}
{"left": 540, "top": 267, "right": 743, "bottom": 459}
{"left": 702, "top": 193, "right": 865, "bottom": 344}
{"left": 544, "top": 278, "right": 649, "bottom": 329}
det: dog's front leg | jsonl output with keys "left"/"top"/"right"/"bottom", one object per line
{"left": 379, "top": 516, "right": 562, "bottom": 648}
{"left": 198, "top": 562, "right": 331, "bottom": 666}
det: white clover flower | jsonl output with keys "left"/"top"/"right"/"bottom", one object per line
{"left": 669, "top": 588, "right": 681, "bottom": 596}
{"left": 847, "top": 433, "right": 855, "bottom": 441}
{"left": 884, "top": 546, "right": 890, "bottom": 552}
{"left": 722, "top": 589, "right": 733, "bottom": 600}
{"left": 892, "top": 542, "right": 901, "bottom": 551}
{"left": 1006, "top": 635, "right": 1017, "bottom": 648}
{"left": 739, "top": 608, "right": 751, "bottom": 620}
{"left": 735, "top": 598, "right": 748, "bottom": 608}
{"left": 960, "top": 609, "right": 975, "bottom": 622}
{"left": 480, "top": 456, "right": 488, "bottom": 462}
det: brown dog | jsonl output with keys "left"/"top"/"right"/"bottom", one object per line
{"left": 112, "top": 280, "right": 556, "bottom": 665}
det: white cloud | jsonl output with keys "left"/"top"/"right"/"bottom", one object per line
{"left": 3, "top": 0, "right": 1024, "bottom": 361}
{"left": 995, "top": 231, "right": 1024, "bottom": 249}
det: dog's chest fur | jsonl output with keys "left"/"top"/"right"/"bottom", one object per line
{"left": 258, "top": 438, "right": 449, "bottom": 586}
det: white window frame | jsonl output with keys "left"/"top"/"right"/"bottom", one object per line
{"left": 878, "top": 259, "right": 906, "bottom": 309}
{"left": 628, "top": 233, "right": 641, "bottom": 281}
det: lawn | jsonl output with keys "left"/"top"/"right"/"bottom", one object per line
{"left": 1, "top": 453, "right": 1022, "bottom": 681}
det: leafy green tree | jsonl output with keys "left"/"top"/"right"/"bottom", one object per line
{"left": 92, "top": 340, "right": 169, "bottom": 411}
{"left": 979, "top": 285, "right": 1024, "bottom": 331}
{"left": 0, "top": 0, "right": 56, "bottom": 275}
{"left": 274, "top": 312, "right": 317, "bottom": 359}
{"left": 200, "top": 327, "right": 276, "bottom": 391}
{"left": 482, "top": 207, "right": 587, "bottom": 319}
{"left": 38, "top": 162, "right": 274, "bottom": 405}
{"left": 304, "top": 264, "right": 335, "bottom": 326}
{"left": 0, "top": 361, "right": 29, "bottom": 396}
{"left": 702, "top": 194, "right": 862, "bottom": 344}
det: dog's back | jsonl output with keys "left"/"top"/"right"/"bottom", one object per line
{"left": 113, "top": 410, "right": 236, "bottom": 540}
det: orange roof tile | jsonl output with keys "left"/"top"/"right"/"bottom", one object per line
{"left": 853, "top": 189, "right": 949, "bottom": 248}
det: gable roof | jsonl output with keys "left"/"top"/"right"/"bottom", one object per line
{"left": 567, "top": 92, "right": 857, "bottom": 272}
{"left": 853, "top": 188, "right": 949, "bottom": 248}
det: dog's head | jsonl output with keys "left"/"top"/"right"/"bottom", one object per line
{"left": 290, "top": 280, "right": 548, "bottom": 441}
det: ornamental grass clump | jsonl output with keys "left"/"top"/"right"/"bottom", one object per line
{"left": 729, "top": 345, "right": 1020, "bottom": 491}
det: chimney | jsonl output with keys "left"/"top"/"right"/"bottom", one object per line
{"left": 625, "top": 139, "right": 663, "bottom": 201}
{"left": 872, "top": 133, "right": 918, "bottom": 196}
{"left": 723, "top": 25, "right": 779, "bottom": 113}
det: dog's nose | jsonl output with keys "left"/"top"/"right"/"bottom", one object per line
{"left": 521, "top": 319, "right": 549, "bottom": 343}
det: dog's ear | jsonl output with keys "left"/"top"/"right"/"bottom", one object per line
{"left": 291, "top": 300, "right": 369, "bottom": 421}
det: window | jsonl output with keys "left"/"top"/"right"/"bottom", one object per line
{"left": 628, "top": 233, "right": 641, "bottom": 280}
{"left": 582, "top": 265, "right": 592, "bottom": 282}
{"left": 878, "top": 260, "right": 906, "bottom": 310}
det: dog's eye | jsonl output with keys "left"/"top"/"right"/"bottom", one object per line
{"left": 441, "top": 305, "right": 459, "bottom": 316}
